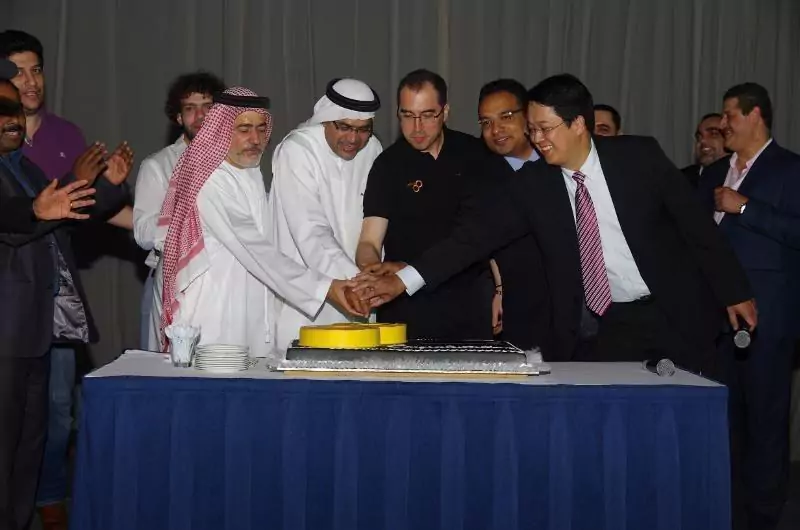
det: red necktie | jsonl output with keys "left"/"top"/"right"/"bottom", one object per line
{"left": 572, "top": 171, "right": 612, "bottom": 316}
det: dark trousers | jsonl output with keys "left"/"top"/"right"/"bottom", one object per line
{"left": 575, "top": 297, "right": 714, "bottom": 372}
{"left": 0, "top": 354, "right": 50, "bottom": 530}
{"left": 720, "top": 332, "right": 794, "bottom": 530}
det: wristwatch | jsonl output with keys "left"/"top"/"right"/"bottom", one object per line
{"left": 738, "top": 203, "right": 747, "bottom": 215}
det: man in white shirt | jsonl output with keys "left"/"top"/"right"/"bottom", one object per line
{"left": 133, "top": 71, "right": 225, "bottom": 350}
{"left": 156, "top": 87, "right": 364, "bottom": 357}
{"left": 268, "top": 78, "right": 382, "bottom": 353}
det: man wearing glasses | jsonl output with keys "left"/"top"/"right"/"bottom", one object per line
{"left": 268, "top": 77, "right": 382, "bottom": 354}
{"left": 681, "top": 113, "right": 727, "bottom": 187}
{"left": 356, "top": 69, "right": 494, "bottom": 340}
{"left": 477, "top": 79, "right": 548, "bottom": 351}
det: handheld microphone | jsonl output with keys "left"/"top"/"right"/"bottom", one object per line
{"left": 733, "top": 326, "right": 751, "bottom": 349}
{"left": 643, "top": 358, "right": 676, "bottom": 377}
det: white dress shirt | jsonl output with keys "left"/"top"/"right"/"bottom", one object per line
{"left": 133, "top": 136, "right": 188, "bottom": 268}
{"left": 560, "top": 140, "right": 650, "bottom": 302}
{"left": 714, "top": 138, "right": 773, "bottom": 224}
{"left": 399, "top": 140, "right": 650, "bottom": 303}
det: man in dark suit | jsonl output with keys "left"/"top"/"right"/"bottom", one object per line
{"left": 355, "top": 73, "right": 756, "bottom": 372}
{"left": 0, "top": 80, "right": 130, "bottom": 530}
{"left": 477, "top": 78, "right": 548, "bottom": 350}
{"left": 681, "top": 112, "right": 727, "bottom": 187}
{"left": 697, "top": 83, "right": 800, "bottom": 530}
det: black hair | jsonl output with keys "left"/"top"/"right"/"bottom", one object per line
{"left": 0, "top": 30, "right": 44, "bottom": 66}
{"left": 479, "top": 78, "right": 528, "bottom": 109}
{"left": 528, "top": 73, "right": 595, "bottom": 132}
{"left": 396, "top": 69, "right": 447, "bottom": 108}
{"left": 723, "top": 83, "right": 772, "bottom": 130}
{"left": 593, "top": 103, "right": 621, "bottom": 131}
{"left": 164, "top": 71, "right": 226, "bottom": 123}
{"left": 699, "top": 112, "right": 722, "bottom": 122}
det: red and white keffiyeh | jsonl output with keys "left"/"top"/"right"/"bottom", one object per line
{"left": 157, "top": 86, "right": 273, "bottom": 350}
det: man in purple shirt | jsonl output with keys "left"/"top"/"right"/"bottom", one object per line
{"left": 0, "top": 30, "right": 133, "bottom": 530}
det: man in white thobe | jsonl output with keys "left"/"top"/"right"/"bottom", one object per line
{"left": 133, "top": 71, "right": 225, "bottom": 350}
{"left": 155, "top": 87, "right": 364, "bottom": 357}
{"left": 268, "top": 78, "right": 383, "bottom": 353}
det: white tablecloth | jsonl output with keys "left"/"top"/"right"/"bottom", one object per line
{"left": 89, "top": 350, "right": 722, "bottom": 387}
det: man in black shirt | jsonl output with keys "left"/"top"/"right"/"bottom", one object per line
{"left": 356, "top": 69, "right": 494, "bottom": 340}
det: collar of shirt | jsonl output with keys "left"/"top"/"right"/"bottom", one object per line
{"left": 728, "top": 138, "right": 773, "bottom": 179}
{"left": 0, "top": 149, "right": 35, "bottom": 197}
{"left": 560, "top": 139, "right": 601, "bottom": 182}
{"left": 399, "top": 126, "right": 450, "bottom": 159}
{"left": 504, "top": 148, "right": 541, "bottom": 171}
{"left": 2, "top": 147, "right": 24, "bottom": 167}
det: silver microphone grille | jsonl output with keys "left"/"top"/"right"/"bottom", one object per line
{"left": 733, "top": 329, "right": 751, "bottom": 349}
{"left": 656, "top": 358, "right": 676, "bottom": 377}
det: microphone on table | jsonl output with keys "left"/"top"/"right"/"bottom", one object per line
{"left": 642, "top": 358, "right": 676, "bottom": 377}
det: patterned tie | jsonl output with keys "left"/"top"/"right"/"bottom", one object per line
{"left": 572, "top": 171, "right": 612, "bottom": 316}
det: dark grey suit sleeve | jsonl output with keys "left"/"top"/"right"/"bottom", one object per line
{"left": 650, "top": 137, "right": 753, "bottom": 306}
{"left": 0, "top": 196, "right": 36, "bottom": 233}
{"left": 411, "top": 176, "right": 532, "bottom": 291}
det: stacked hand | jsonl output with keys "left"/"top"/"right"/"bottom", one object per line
{"left": 350, "top": 261, "right": 408, "bottom": 309}
{"left": 327, "top": 279, "right": 371, "bottom": 317}
{"left": 32, "top": 179, "right": 96, "bottom": 221}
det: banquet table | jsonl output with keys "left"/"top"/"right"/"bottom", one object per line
{"left": 70, "top": 350, "right": 731, "bottom": 530}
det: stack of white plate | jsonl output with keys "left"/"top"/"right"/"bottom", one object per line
{"left": 194, "top": 344, "right": 251, "bottom": 372}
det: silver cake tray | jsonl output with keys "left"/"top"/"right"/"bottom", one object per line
{"left": 277, "top": 339, "right": 550, "bottom": 376}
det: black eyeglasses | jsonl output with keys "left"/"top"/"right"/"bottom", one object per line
{"left": 398, "top": 109, "right": 445, "bottom": 124}
{"left": 332, "top": 121, "right": 373, "bottom": 135}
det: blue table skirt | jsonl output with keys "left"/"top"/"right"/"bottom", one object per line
{"left": 70, "top": 376, "right": 730, "bottom": 530}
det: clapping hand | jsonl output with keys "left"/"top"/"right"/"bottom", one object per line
{"left": 32, "top": 179, "right": 96, "bottom": 221}
{"left": 103, "top": 141, "right": 134, "bottom": 185}
{"left": 72, "top": 143, "right": 107, "bottom": 186}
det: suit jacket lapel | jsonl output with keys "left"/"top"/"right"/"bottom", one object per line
{"left": 593, "top": 140, "right": 640, "bottom": 247}
{"left": 0, "top": 159, "right": 31, "bottom": 198}
{"left": 720, "top": 142, "right": 777, "bottom": 231}
{"left": 735, "top": 141, "right": 778, "bottom": 198}
{"left": 534, "top": 162, "right": 582, "bottom": 285}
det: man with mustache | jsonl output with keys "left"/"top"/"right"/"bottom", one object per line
{"left": 0, "top": 76, "right": 130, "bottom": 530}
{"left": 133, "top": 71, "right": 225, "bottom": 351}
{"left": 0, "top": 31, "right": 136, "bottom": 529}
{"left": 356, "top": 69, "right": 495, "bottom": 340}
{"left": 155, "top": 87, "right": 366, "bottom": 358}
{"left": 681, "top": 113, "right": 727, "bottom": 187}
{"left": 0, "top": 30, "right": 133, "bottom": 230}
{"left": 0, "top": 78, "right": 94, "bottom": 231}
{"left": 697, "top": 83, "right": 800, "bottom": 530}
{"left": 268, "top": 78, "right": 383, "bottom": 354}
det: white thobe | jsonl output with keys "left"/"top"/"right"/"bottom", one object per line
{"left": 133, "top": 137, "right": 187, "bottom": 350}
{"left": 133, "top": 136, "right": 187, "bottom": 267}
{"left": 268, "top": 125, "right": 382, "bottom": 353}
{"left": 151, "top": 161, "right": 332, "bottom": 357}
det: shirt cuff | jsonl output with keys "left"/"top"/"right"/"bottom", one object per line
{"left": 396, "top": 265, "right": 426, "bottom": 296}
